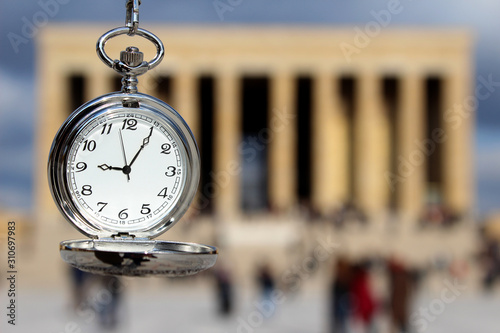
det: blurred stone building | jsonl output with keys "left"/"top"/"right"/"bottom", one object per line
{"left": 33, "top": 25, "right": 477, "bottom": 286}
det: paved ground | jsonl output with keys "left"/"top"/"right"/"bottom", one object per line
{"left": 1, "top": 283, "right": 500, "bottom": 333}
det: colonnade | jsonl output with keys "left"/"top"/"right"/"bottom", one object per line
{"left": 70, "top": 68, "right": 471, "bottom": 220}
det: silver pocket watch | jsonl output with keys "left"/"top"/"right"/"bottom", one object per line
{"left": 47, "top": 1, "right": 217, "bottom": 277}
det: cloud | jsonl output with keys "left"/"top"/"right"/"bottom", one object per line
{"left": 475, "top": 129, "right": 500, "bottom": 215}
{"left": 0, "top": 69, "right": 35, "bottom": 210}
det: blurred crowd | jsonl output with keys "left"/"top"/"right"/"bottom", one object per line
{"left": 479, "top": 237, "right": 500, "bottom": 290}
{"left": 328, "top": 257, "right": 417, "bottom": 333}
{"left": 294, "top": 201, "right": 463, "bottom": 229}
{"left": 64, "top": 233, "right": 500, "bottom": 332}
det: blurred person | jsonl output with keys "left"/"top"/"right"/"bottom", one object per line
{"left": 481, "top": 239, "right": 500, "bottom": 290}
{"left": 329, "top": 257, "right": 352, "bottom": 333}
{"left": 214, "top": 264, "right": 234, "bottom": 316}
{"left": 69, "top": 267, "right": 93, "bottom": 310}
{"left": 350, "top": 262, "right": 377, "bottom": 333}
{"left": 448, "top": 258, "right": 469, "bottom": 280}
{"left": 257, "top": 263, "right": 275, "bottom": 303}
{"left": 387, "top": 258, "right": 414, "bottom": 333}
{"left": 420, "top": 203, "right": 445, "bottom": 226}
{"left": 331, "top": 204, "right": 347, "bottom": 228}
{"left": 95, "top": 275, "right": 123, "bottom": 330}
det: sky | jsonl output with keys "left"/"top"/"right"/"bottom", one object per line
{"left": 0, "top": 0, "right": 499, "bottom": 216}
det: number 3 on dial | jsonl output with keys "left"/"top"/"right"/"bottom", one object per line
{"left": 65, "top": 109, "right": 187, "bottom": 232}
{"left": 49, "top": 92, "right": 200, "bottom": 240}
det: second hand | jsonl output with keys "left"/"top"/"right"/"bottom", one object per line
{"left": 118, "top": 129, "right": 130, "bottom": 181}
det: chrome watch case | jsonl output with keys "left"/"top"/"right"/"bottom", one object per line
{"left": 48, "top": 92, "right": 199, "bottom": 239}
{"left": 47, "top": 11, "right": 217, "bottom": 277}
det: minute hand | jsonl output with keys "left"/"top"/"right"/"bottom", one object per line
{"left": 129, "top": 126, "right": 153, "bottom": 168}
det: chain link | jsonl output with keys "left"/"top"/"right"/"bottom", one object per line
{"left": 125, "top": 0, "right": 141, "bottom": 36}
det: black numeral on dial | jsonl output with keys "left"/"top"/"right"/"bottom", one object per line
{"left": 97, "top": 202, "right": 108, "bottom": 212}
{"left": 81, "top": 185, "right": 92, "bottom": 196}
{"left": 82, "top": 140, "right": 96, "bottom": 151}
{"left": 75, "top": 162, "right": 87, "bottom": 172}
{"left": 157, "top": 187, "right": 168, "bottom": 198}
{"left": 161, "top": 143, "right": 171, "bottom": 154}
{"left": 118, "top": 209, "right": 129, "bottom": 219}
{"left": 101, "top": 123, "right": 113, "bottom": 135}
{"left": 141, "top": 204, "right": 151, "bottom": 215}
{"left": 165, "top": 166, "right": 176, "bottom": 177}
{"left": 122, "top": 118, "right": 137, "bottom": 130}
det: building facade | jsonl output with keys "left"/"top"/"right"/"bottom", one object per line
{"left": 34, "top": 25, "right": 476, "bottom": 285}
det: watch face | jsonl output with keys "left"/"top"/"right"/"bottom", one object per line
{"left": 49, "top": 93, "right": 199, "bottom": 238}
{"left": 68, "top": 107, "right": 186, "bottom": 232}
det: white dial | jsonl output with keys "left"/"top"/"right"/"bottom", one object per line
{"left": 66, "top": 108, "right": 186, "bottom": 232}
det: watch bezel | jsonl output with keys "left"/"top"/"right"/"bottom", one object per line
{"left": 48, "top": 92, "right": 200, "bottom": 239}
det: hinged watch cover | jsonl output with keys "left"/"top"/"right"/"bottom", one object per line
{"left": 47, "top": 3, "right": 217, "bottom": 277}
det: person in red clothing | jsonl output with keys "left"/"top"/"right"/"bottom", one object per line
{"left": 350, "top": 262, "right": 376, "bottom": 333}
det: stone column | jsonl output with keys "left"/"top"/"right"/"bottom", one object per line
{"left": 355, "top": 71, "right": 390, "bottom": 216}
{"left": 139, "top": 71, "right": 161, "bottom": 97}
{"left": 269, "top": 71, "right": 296, "bottom": 212}
{"left": 214, "top": 72, "right": 241, "bottom": 217}
{"left": 174, "top": 71, "right": 199, "bottom": 141}
{"left": 397, "top": 72, "right": 425, "bottom": 219}
{"left": 442, "top": 70, "right": 473, "bottom": 216}
{"left": 312, "top": 73, "right": 348, "bottom": 215}
{"left": 87, "top": 70, "right": 113, "bottom": 101}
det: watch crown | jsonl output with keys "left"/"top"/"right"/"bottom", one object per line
{"left": 120, "top": 46, "right": 144, "bottom": 67}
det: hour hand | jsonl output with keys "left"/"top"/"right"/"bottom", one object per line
{"left": 98, "top": 164, "right": 123, "bottom": 171}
